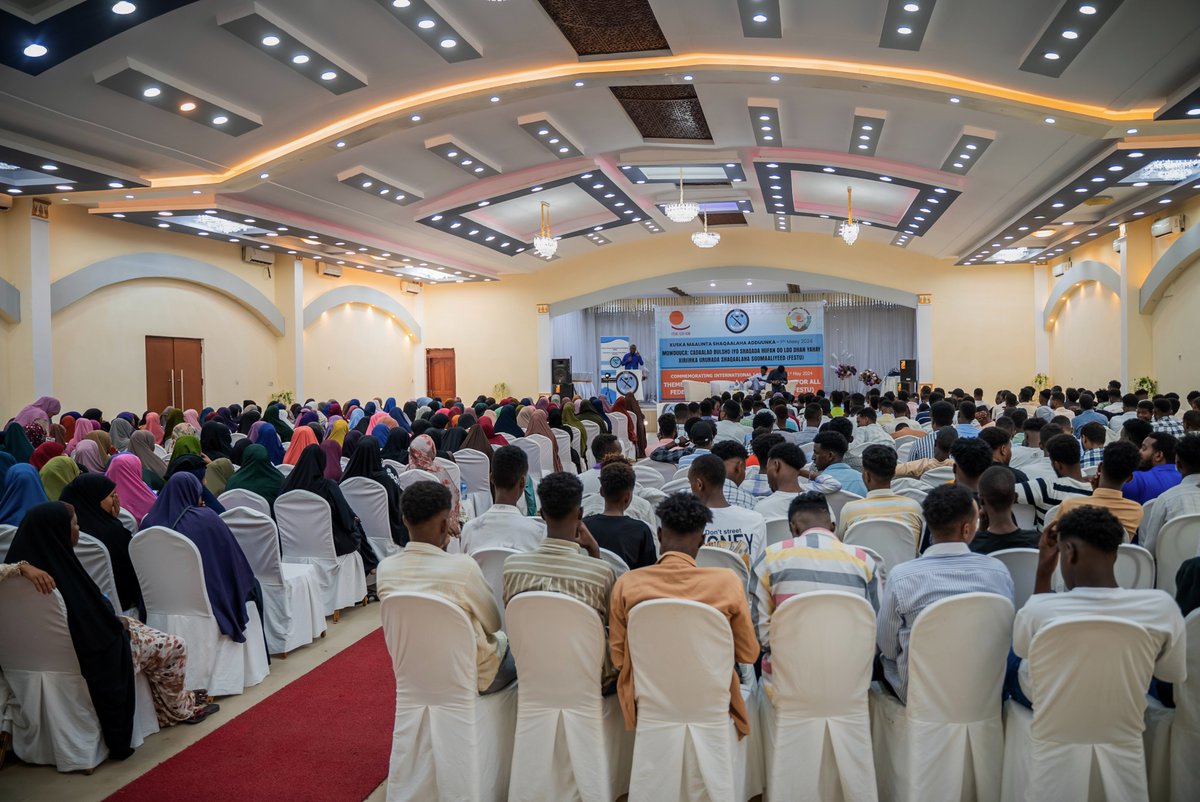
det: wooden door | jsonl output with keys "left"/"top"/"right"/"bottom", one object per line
{"left": 426, "top": 348, "right": 456, "bottom": 400}
{"left": 144, "top": 336, "right": 204, "bottom": 411}
{"left": 173, "top": 338, "right": 204, "bottom": 411}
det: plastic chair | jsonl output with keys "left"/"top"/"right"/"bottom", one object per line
{"left": 989, "top": 548, "right": 1039, "bottom": 610}
{"left": 220, "top": 507, "right": 325, "bottom": 655}
{"left": 599, "top": 547, "right": 630, "bottom": 578}
{"left": 802, "top": 442, "right": 816, "bottom": 462}
{"left": 455, "top": 449, "right": 492, "bottom": 493}
{"left": 626, "top": 598, "right": 762, "bottom": 802}
{"left": 825, "top": 490, "right": 864, "bottom": 523}
{"left": 696, "top": 545, "right": 750, "bottom": 591}
{"left": 1115, "top": 543, "right": 1156, "bottom": 590}
{"left": 381, "top": 593, "right": 517, "bottom": 802}
{"left": 129, "top": 526, "right": 270, "bottom": 696}
{"left": 395, "top": 468, "right": 440, "bottom": 491}
{"left": 231, "top": 432, "right": 246, "bottom": 444}
{"left": 74, "top": 533, "right": 125, "bottom": 612}
{"left": 568, "top": 426, "right": 581, "bottom": 459}
{"left": 0, "top": 582, "right": 159, "bottom": 772}
{"left": 762, "top": 591, "right": 879, "bottom": 801}
{"left": 634, "top": 464, "right": 665, "bottom": 489}
{"left": 525, "top": 433, "right": 556, "bottom": 477}
{"left": 896, "top": 441, "right": 916, "bottom": 462}
{"left": 1001, "top": 617, "right": 1161, "bottom": 802}
{"left": 1042, "top": 504, "right": 1060, "bottom": 530}
{"left": 217, "top": 488, "right": 271, "bottom": 517}
{"left": 274, "top": 490, "right": 367, "bottom": 619}
{"left": 1154, "top": 513, "right": 1200, "bottom": 596}
{"left": 341, "top": 477, "right": 402, "bottom": 561}
{"left": 0, "top": 523, "right": 15, "bottom": 561}
{"left": 471, "top": 546, "right": 520, "bottom": 628}
{"left": 512, "top": 439, "right": 545, "bottom": 481}
{"left": 506, "top": 592, "right": 633, "bottom": 801}
{"left": 893, "top": 486, "right": 928, "bottom": 504}
{"left": 764, "top": 517, "right": 792, "bottom": 546}
{"left": 844, "top": 518, "right": 917, "bottom": 574}
{"left": 871, "top": 592, "right": 1015, "bottom": 802}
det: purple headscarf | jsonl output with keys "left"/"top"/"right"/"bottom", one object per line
{"left": 320, "top": 439, "right": 343, "bottom": 480}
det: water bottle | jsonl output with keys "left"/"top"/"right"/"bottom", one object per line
{"left": 460, "top": 480, "right": 470, "bottom": 521}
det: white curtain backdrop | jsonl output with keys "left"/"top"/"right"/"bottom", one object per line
{"left": 552, "top": 294, "right": 915, "bottom": 399}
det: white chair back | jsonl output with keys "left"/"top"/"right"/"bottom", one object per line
{"left": 764, "top": 517, "right": 792, "bottom": 546}
{"left": 843, "top": 517, "right": 917, "bottom": 574}
{"left": 989, "top": 547, "right": 1038, "bottom": 610}
{"left": 920, "top": 465, "right": 956, "bottom": 485}
{"left": 220, "top": 507, "right": 285, "bottom": 586}
{"left": 231, "top": 432, "right": 246, "bottom": 444}
{"left": 117, "top": 508, "right": 137, "bottom": 535}
{"left": 893, "top": 485, "right": 929, "bottom": 504}
{"left": 633, "top": 464, "right": 664, "bottom": 489}
{"left": 660, "top": 476, "right": 691, "bottom": 494}
{"left": 434, "top": 457, "right": 461, "bottom": 490}
{"left": 1155, "top": 513, "right": 1200, "bottom": 596}
{"left": 598, "top": 547, "right": 629, "bottom": 578}
{"left": 455, "top": 448, "right": 492, "bottom": 493}
{"left": 568, "top": 425, "right": 581, "bottom": 458}
{"left": 825, "top": 489, "right": 863, "bottom": 523}
{"left": 341, "top": 476, "right": 400, "bottom": 560}
{"left": 129, "top": 526, "right": 214, "bottom": 618}
{"left": 499, "top": 432, "right": 518, "bottom": 444}
{"left": 275, "top": 489, "right": 337, "bottom": 561}
{"left": 471, "top": 546, "right": 519, "bottom": 626}
{"left": 74, "top": 533, "right": 123, "bottom": 611}
{"left": 383, "top": 458, "right": 405, "bottom": 476}
{"left": 893, "top": 435, "right": 919, "bottom": 449}
{"left": 0, "top": 584, "right": 83, "bottom": 673}
{"left": 1013, "top": 501, "right": 1038, "bottom": 531}
{"left": 1042, "top": 504, "right": 1060, "bottom": 530}
{"left": 525, "top": 433, "right": 556, "bottom": 476}
{"left": 1115, "top": 543, "right": 1155, "bottom": 590}
{"left": 276, "top": 462, "right": 294, "bottom": 476}
{"left": 0, "top": 523, "right": 15, "bottom": 561}
{"left": 153, "top": 444, "right": 168, "bottom": 459}
{"left": 511, "top": 438, "right": 545, "bottom": 481}
{"left": 551, "top": 429, "right": 575, "bottom": 474}
{"left": 896, "top": 441, "right": 916, "bottom": 462}
{"left": 396, "top": 468, "right": 440, "bottom": 491}
{"left": 340, "top": 456, "right": 350, "bottom": 470}
{"left": 581, "top": 421, "right": 601, "bottom": 449}
{"left": 218, "top": 488, "right": 272, "bottom": 516}
{"left": 696, "top": 544, "right": 749, "bottom": 588}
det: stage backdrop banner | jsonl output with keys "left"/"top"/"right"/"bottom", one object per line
{"left": 598, "top": 335, "right": 640, "bottom": 403}
{"left": 655, "top": 302, "right": 825, "bottom": 400}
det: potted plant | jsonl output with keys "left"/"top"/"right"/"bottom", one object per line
{"left": 1031, "top": 373, "right": 1049, "bottom": 391}
{"left": 269, "top": 389, "right": 295, "bottom": 406}
{"left": 492, "top": 381, "right": 510, "bottom": 399}
{"left": 1134, "top": 376, "right": 1159, "bottom": 395}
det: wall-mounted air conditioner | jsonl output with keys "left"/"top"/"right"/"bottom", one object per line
{"left": 242, "top": 247, "right": 275, "bottom": 267}
{"left": 1151, "top": 215, "right": 1185, "bottom": 238}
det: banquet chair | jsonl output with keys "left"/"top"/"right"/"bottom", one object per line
{"left": 762, "top": 591, "right": 878, "bottom": 801}
{"left": 455, "top": 448, "right": 494, "bottom": 516}
{"left": 341, "top": 477, "right": 402, "bottom": 561}
{"left": 661, "top": 477, "right": 692, "bottom": 494}
{"left": 434, "top": 456, "right": 462, "bottom": 491}
{"left": 568, "top": 425, "right": 581, "bottom": 458}
{"left": 525, "top": 433, "right": 556, "bottom": 477}
{"left": 217, "top": 488, "right": 272, "bottom": 517}
{"left": 598, "top": 547, "right": 630, "bottom": 578}
{"left": 230, "top": 432, "right": 246, "bottom": 444}
{"left": 506, "top": 592, "right": 633, "bottom": 801}
{"left": 919, "top": 465, "right": 956, "bottom": 486}
{"left": 1041, "top": 505, "right": 1060, "bottom": 531}
{"left": 581, "top": 421, "right": 601, "bottom": 450}
{"left": 219, "top": 507, "right": 325, "bottom": 655}
{"left": 1115, "top": 544, "right": 1156, "bottom": 590}
{"left": 825, "top": 490, "right": 864, "bottom": 524}
{"left": 1000, "top": 617, "right": 1161, "bottom": 802}
{"left": 381, "top": 593, "right": 517, "bottom": 802}
{"left": 471, "top": 547, "right": 518, "bottom": 628}
{"left": 0, "top": 582, "right": 159, "bottom": 773}
{"left": 117, "top": 508, "right": 138, "bottom": 535}
{"left": 394, "top": 468, "right": 440, "bottom": 491}
{"left": 610, "top": 412, "right": 635, "bottom": 458}
{"left": 274, "top": 490, "right": 367, "bottom": 620}
{"left": 74, "top": 533, "right": 126, "bottom": 613}
{"left": 764, "top": 517, "right": 791, "bottom": 547}
{"left": 633, "top": 463, "right": 665, "bottom": 489}
{"left": 276, "top": 463, "right": 294, "bottom": 477}
{"left": 153, "top": 444, "right": 168, "bottom": 460}
{"left": 1144, "top": 608, "right": 1200, "bottom": 802}
{"left": 0, "top": 523, "right": 15, "bottom": 560}
{"left": 989, "top": 548, "right": 1039, "bottom": 611}
{"left": 1154, "top": 513, "right": 1200, "bottom": 596}
{"left": 696, "top": 545, "right": 750, "bottom": 590}
{"left": 626, "top": 598, "right": 763, "bottom": 802}
{"left": 512, "top": 439, "right": 545, "bottom": 481}
{"left": 130, "top": 527, "right": 270, "bottom": 696}
{"left": 551, "top": 429, "right": 576, "bottom": 474}
{"left": 339, "top": 456, "right": 349, "bottom": 471}
{"left": 1013, "top": 501, "right": 1038, "bottom": 531}
{"left": 870, "top": 592, "right": 1015, "bottom": 802}
{"left": 844, "top": 518, "right": 917, "bottom": 574}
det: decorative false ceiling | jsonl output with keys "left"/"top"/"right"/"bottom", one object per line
{"left": 610, "top": 85, "right": 712, "bottom": 141}
{"left": 535, "top": 0, "right": 669, "bottom": 57}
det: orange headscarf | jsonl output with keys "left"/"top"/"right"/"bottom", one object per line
{"left": 282, "top": 426, "right": 318, "bottom": 465}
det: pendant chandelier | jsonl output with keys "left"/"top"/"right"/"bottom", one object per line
{"left": 691, "top": 212, "right": 720, "bottom": 249}
{"left": 664, "top": 167, "right": 700, "bottom": 224}
{"left": 533, "top": 201, "right": 557, "bottom": 258}
{"left": 839, "top": 186, "right": 860, "bottom": 246}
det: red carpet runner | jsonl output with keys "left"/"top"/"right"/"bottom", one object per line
{"left": 105, "top": 628, "right": 393, "bottom": 802}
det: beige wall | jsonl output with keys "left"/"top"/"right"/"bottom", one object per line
{"left": 304, "top": 302, "right": 416, "bottom": 401}
{"left": 1048, "top": 280, "right": 1122, "bottom": 388}
{"left": 1149, "top": 195, "right": 1200, "bottom": 393}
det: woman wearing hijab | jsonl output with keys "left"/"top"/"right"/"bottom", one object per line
{"left": 129, "top": 430, "right": 167, "bottom": 491}
{"left": 74, "top": 439, "right": 110, "bottom": 475}
{"left": 526, "top": 409, "right": 564, "bottom": 472}
{"left": 237, "top": 407, "right": 261, "bottom": 436}
{"left": 87, "top": 430, "right": 114, "bottom": 458}
{"left": 279, "top": 445, "right": 377, "bottom": 572}
{"left": 2, "top": 421, "right": 34, "bottom": 463}
{"left": 142, "top": 473, "right": 257, "bottom": 642}
{"left": 204, "top": 458, "right": 236, "bottom": 496}
{"left": 61, "top": 473, "right": 143, "bottom": 615}
{"left": 200, "top": 422, "right": 234, "bottom": 462}
{"left": 163, "top": 454, "right": 225, "bottom": 515}
{"left": 576, "top": 399, "right": 610, "bottom": 434}
{"left": 622, "top": 393, "right": 649, "bottom": 459}
{"left": 440, "top": 426, "right": 468, "bottom": 453}
{"left": 5, "top": 503, "right": 217, "bottom": 754}
{"left": 252, "top": 425, "right": 286, "bottom": 466}
{"left": 223, "top": 445, "right": 284, "bottom": 508}
{"left": 263, "top": 404, "right": 293, "bottom": 442}
{"left": 215, "top": 408, "right": 238, "bottom": 432}
{"left": 105, "top": 454, "right": 157, "bottom": 525}
{"left": 47, "top": 422, "right": 68, "bottom": 445}
{"left": 341, "top": 438, "right": 408, "bottom": 547}
{"left": 169, "top": 435, "right": 202, "bottom": 464}
{"left": 342, "top": 429, "right": 364, "bottom": 461}
{"left": 182, "top": 409, "right": 202, "bottom": 433}
{"left": 549, "top": 408, "right": 584, "bottom": 472}
{"left": 475, "top": 415, "right": 507, "bottom": 447}
{"left": 516, "top": 405, "right": 534, "bottom": 432}
{"left": 61, "top": 413, "right": 78, "bottom": 442}
{"left": 380, "top": 429, "right": 410, "bottom": 465}
{"left": 29, "top": 441, "right": 65, "bottom": 471}
{"left": 493, "top": 405, "right": 525, "bottom": 440}
{"left": 406, "top": 434, "right": 461, "bottom": 533}
{"left": 25, "top": 422, "right": 47, "bottom": 449}
{"left": 282, "top": 426, "right": 318, "bottom": 465}
{"left": 40, "top": 456, "right": 80, "bottom": 501}
{"left": 0, "top": 463, "right": 49, "bottom": 525}
{"left": 164, "top": 422, "right": 195, "bottom": 455}
{"left": 459, "top": 423, "right": 495, "bottom": 471}
{"left": 327, "top": 419, "right": 349, "bottom": 447}
{"left": 108, "top": 418, "right": 134, "bottom": 453}
{"left": 319, "top": 439, "right": 343, "bottom": 481}
{"left": 347, "top": 408, "right": 365, "bottom": 433}
{"left": 143, "top": 411, "right": 165, "bottom": 444}
{"left": 66, "top": 418, "right": 98, "bottom": 454}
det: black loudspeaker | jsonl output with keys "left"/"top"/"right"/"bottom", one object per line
{"left": 899, "top": 359, "right": 917, "bottom": 385}
{"left": 551, "top": 358, "right": 573, "bottom": 395}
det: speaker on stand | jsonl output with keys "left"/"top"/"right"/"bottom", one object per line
{"left": 899, "top": 359, "right": 917, "bottom": 393}
{"left": 551, "top": 358, "right": 573, "bottom": 397}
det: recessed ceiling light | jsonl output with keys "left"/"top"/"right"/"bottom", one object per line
{"left": 1187, "top": 108, "right": 1200, "bottom": 116}
{"left": 108, "top": 181, "right": 124, "bottom": 188}
{"left": 55, "top": 184, "right": 72, "bottom": 191}
{"left": 857, "top": 144, "right": 868, "bottom": 149}
{"left": 335, "top": 140, "right": 346, "bottom": 148}
{"left": 1127, "top": 151, "right": 1143, "bottom": 158}
{"left": 682, "top": 74, "right": 693, "bottom": 81}
{"left": 113, "top": 213, "right": 125, "bottom": 218}
{"left": 112, "top": 2, "right": 136, "bottom": 14}
{"left": 574, "top": 80, "right": 585, "bottom": 87}
{"left": 1133, "top": 210, "right": 1145, "bottom": 216}
{"left": 1044, "top": 52, "right": 1060, "bottom": 60}
{"left": 1079, "top": 4, "right": 1097, "bottom": 14}
{"left": 212, "top": 115, "right": 228, "bottom": 125}
{"left": 949, "top": 96, "right": 960, "bottom": 103}
{"left": 489, "top": 96, "right": 500, "bottom": 102}
{"left": 904, "top": 2, "right": 920, "bottom": 10}
{"left": 417, "top": 18, "right": 435, "bottom": 28}
{"left": 23, "top": 44, "right": 47, "bottom": 58}
{"left": 953, "top": 162, "right": 964, "bottom": 169}
{"left": 439, "top": 38, "right": 457, "bottom": 48}
{"left": 1044, "top": 117, "right": 1056, "bottom": 124}
{"left": 934, "top": 187, "right": 947, "bottom": 193}
{"left": 880, "top": 176, "right": 892, "bottom": 182}
{"left": 410, "top": 114, "right": 421, "bottom": 122}
{"left": 822, "top": 167, "right": 835, "bottom": 173}
{"left": 770, "top": 74, "right": 780, "bottom": 82}
{"left": 752, "top": 13, "right": 768, "bottom": 22}
{"left": 1051, "top": 202, "right": 1065, "bottom": 208}
{"left": 142, "top": 86, "right": 161, "bottom": 98}
{"left": 179, "top": 101, "right": 196, "bottom": 111}
{"left": 392, "top": 0, "right": 411, "bottom": 7}
{"left": 473, "top": 167, "right": 484, "bottom": 173}
{"left": 1159, "top": 198, "right": 1172, "bottom": 204}
{"left": 259, "top": 172, "right": 269, "bottom": 179}
{"left": 446, "top": 150, "right": 458, "bottom": 158}
{"left": 157, "top": 223, "right": 169, "bottom": 228}
{"left": 320, "top": 71, "right": 337, "bottom": 81}
{"left": 292, "top": 54, "right": 309, "bottom": 64}
{"left": 1090, "top": 177, "right": 1105, "bottom": 182}
{"left": 1061, "top": 30, "right": 1079, "bottom": 39}
{"left": 40, "top": 163, "right": 58, "bottom": 171}
{"left": 897, "top": 26, "right": 912, "bottom": 34}
{"left": 261, "top": 35, "right": 280, "bottom": 46}
{"left": 1132, "top": 181, "right": 1148, "bottom": 187}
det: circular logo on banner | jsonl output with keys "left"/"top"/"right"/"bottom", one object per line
{"left": 725, "top": 308, "right": 750, "bottom": 333}
{"left": 668, "top": 310, "right": 690, "bottom": 332}
{"left": 608, "top": 356, "right": 622, "bottom": 368}
{"left": 786, "top": 306, "right": 813, "bottom": 332}
{"left": 616, "top": 371, "right": 640, "bottom": 395}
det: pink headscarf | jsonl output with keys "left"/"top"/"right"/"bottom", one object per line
{"left": 73, "top": 439, "right": 109, "bottom": 474}
{"left": 143, "top": 411, "right": 164, "bottom": 443}
{"left": 367, "top": 412, "right": 391, "bottom": 431}
{"left": 106, "top": 453, "right": 157, "bottom": 524}
{"left": 405, "top": 434, "right": 460, "bottom": 518}
{"left": 183, "top": 409, "right": 202, "bottom": 432}
{"left": 67, "top": 418, "right": 99, "bottom": 454}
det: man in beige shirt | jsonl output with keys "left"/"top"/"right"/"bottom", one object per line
{"left": 1057, "top": 440, "right": 1144, "bottom": 541}
{"left": 377, "top": 480, "right": 515, "bottom": 694}
{"left": 894, "top": 427, "right": 957, "bottom": 479}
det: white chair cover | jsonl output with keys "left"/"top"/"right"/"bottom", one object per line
{"left": 74, "top": 533, "right": 125, "bottom": 613}
{"left": 697, "top": 545, "right": 750, "bottom": 590}
{"left": 1154, "top": 514, "right": 1200, "bottom": 596}
{"left": 117, "top": 508, "right": 137, "bottom": 535}
{"left": 499, "top": 432, "right": 518, "bottom": 444}
{"left": 893, "top": 486, "right": 929, "bottom": 504}
{"left": 843, "top": 518, "right": 917, "bottom": 574}
{"left": 394, "top": 467, "right": 441, "bottom": 491}
{"left": 626, "top": 598, "right": 762, "bottom": 802}
{"left": 569, "top": 426, "right": 581, "bottom": 458}
{"left": 217, "top": 488, "right": 271, "bottom": 516}
{"left": 276, "top": 463, "right": 294, "bottom": 476}
{"left": 341, "top": 477, "right": 402, "bottom": 561}
{"left": 582, "top": 421, "right": 601, "bottom": 450}
{"left": 1168, "top": 610, "right": 1200, "bottom": 801}
{"left": 471, "top": 547, "right": 519, "bottom": 627}
{"left": 129, "top": 526, "right": 269, "bottom": 696}
{"left": 1013, "top": 501, "right": 1037, "bottom": 531}
{"left": 1116, "top": 544, "right": 1156, "bottom": 590}
{"left": 506, "top": 592, "right": 633, "bottom": 801}
{"left": 634, "top": 464, "right": 665, "bottom": 489}
{"left": 990, "top": 548, "right": 1039, "bottom": 610}
{"left": 435, "top": 457, "right": 462, "bottom": 491}
{"left": 512, "top": 439, "right": 545, "bottom": 481}
{"left": 920, "top": 464, "right": 956, "bottom": 485}
{"left": 456, "top": 448, "right": 492, "bottom": 493}
{"left": 763, "top": 517, "right": 791, "bottom": 546}
{"left": 275, "top": 490, "right": 367, "bottom": 617}
{"left": 525, "top": 433, "right": 556, "bottom": 477}
{"left": 381, "top": 593, "right": 517, "bottom": 802}
{"left": 762, "top": 591, "right": 878, "bottom": 801}
{"left": 153, "top": 444, "right": 168, "bottom": 459}
{"left": 826, "top": 490, "right": 864, "bottom": 524}
{"left": 231, "top": 432, "right": 246, "bottom": 444}
{"left": 552, "top": 429, "right": 576, "bottom": 474}
{"left": 599, "top": 547, "right": 630, "bottom": 578}
{"left": 340, "top": 456, "right": 349, "bottom": 470}
{"left": 610, "top": 413, "right": 635, "bottom": 458}
{"left": 661, "top": 477, "right": 692, "bottom": 495}
{"left": 1042, "top": 505, "right": 1061, "bottom": 530}
{"left": 1000, "top": 617, "right": 1160, "bottom": 802}
{"left": 220, "top": 507, "right": 325, "bottom": 654}
{"left": 871, "top": 592, "right": 1015, "bottom": 802}
{"left": 0, "top": 523, "right": 15, "bottom": 561}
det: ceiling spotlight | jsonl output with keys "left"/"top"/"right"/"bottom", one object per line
{"left": 489, "top": 95, "right": 500, "bottom": 102}
{"left": 1126, "top": 128, "right": 1138, "bottom": 134}
{"left": 880, "top": 176, "right": 892, "bottom": 182}
{"left": 108, "top": 181, "right": 124, "bottom": 188}
{"left": 259, "top": 172, "right": 269, "bottom": 179}
{"left": 320, "top": 71, "right": 337, "bottom": 81}
{"left": 392, "top": 0, "right": 411, "bottom": 7}
{"left": 1061, "top": 30, "right": 1079, "bottom": 39}
{"left": 55, "top": 184, "right": 72, "bottom": 191}
{"left": 112, "top": 2, "right": 136, "bottom": 13}
{"left": 752, "top": 13, "right": 768, "bottom": 22}
{"left": 142, "top": 86, "right": 161, "bottom": 98}
{"left": 417, "top": 18, "right": 436, "bottom": 28}
{"left": 440, "top": 38, "right": 457, "bottom": 48}
{"left": 1044, "top": 117, "right": 1056, "bottom": 124}
{"left": 574, "top": 80, "right": 585, "bottom": 87}
{"left": 261, "top": 35, "right": 280, "bottom": 46}
{"left": 904, "top": 2, "right": 920, "bottom": 10}
{"left": 897, "top": 26, "right": 912, "bottom": 34}
{"left": 179, "top": 101, "right": 196, "bottom": 111}
{"left": 212, "top": 115, "right": 228, "bottom": 125}
{"left": 335, "top": 140, "right": 346, "bottom": 148}
{"left": 1079, "top": 4, "right": 1097, "bottom": 14}
{"left": 1187, "top": 108, "right": 1200, "bottom": 116}
{"left": 1132, "top": 181, "right": 1148, "bottom": 187}
{"left": 682, "top": 74, "right": 693, "bottom": 81}
{"left": 949, "top": 97, "right": 961, "bottom": 103}
{"left": 40, "top": 163, "right": 57, "bottom": 171}
{"left": 1044, "top": 52, "right": 1060, "bottom": 60}
{"left": 770, "top": 74, "right": 780, "bottom": 81}
{"left": 822, "top": 167, "right": 835, "bottom": 173}
{"left": 410, "top": 114, "right": 421, "bottom": 122}
{"left": 23, "top": 44, "right": 47, "bottom": 58}
{"left": 291, "top": 53, "right": 309, "bottom": 64}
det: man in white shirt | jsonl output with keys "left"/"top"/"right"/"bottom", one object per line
{"left": 1007, "top": 505, "right": 1187, "bottom": 708}
{"left": 689, "top": 453, "right": 767, "bottom": 576}
{"left": 1138, "top": 433, "right": 1200, "bottom": 554}
{"left": 754, "top": 442, "right": 837, "bottom": 519}
{"left": 458, "top": 445, "right": 546, "bottom": 556}
{"left": 578, "top": 433, "right": 622, "bottom": 496}
{"left": 714, "top": 400, "right": 750, "bottom": 445}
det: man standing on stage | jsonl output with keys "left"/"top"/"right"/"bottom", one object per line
{"left": 620, "top": 344, "right": 648, "bottom": 401}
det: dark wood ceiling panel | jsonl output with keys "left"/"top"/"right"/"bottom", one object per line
{"left": 610, "top": 85, "right": 712, "bottom": 141}
{"left": 706, "top": 212, "right": 747, "bottom": 227}
{"left": 537, "top": 0, "right": 669, "bottom": 56}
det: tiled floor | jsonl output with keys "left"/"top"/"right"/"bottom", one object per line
{"left": 0, "top": 603, "right": 384, "bottom": 802}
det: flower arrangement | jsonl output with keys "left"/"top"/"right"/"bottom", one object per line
{"left": 1031, "top": 373, "right": 1049, "bottom": 390}
{"left": 860, "top": 370, "right": 882, "bottom": 388}
{"left": 269, "top": 389, "right": 295, "bottom": 406}
{"left": 834, "top": 364, "right": 858, "bottom": 380}
{"left": 1134, "top": 376, "right": 1159, "bottom": 395}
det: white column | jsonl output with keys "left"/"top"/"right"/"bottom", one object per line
{"left": 290, "top": 258, "right": 305, "bottom": 401}
{"left": 915, "top": 295, "right": 933, "bottom": 385}
{"left": 536, "top": 306, "right": 552, "bottom": 394}
{"left": 29, "top": 215, "right": 52, "bottom": 396}
{"left": 1032, "top": 265, "right": 1051, "bottom": 376}
{"left": 411, "top": 290, "right": 427, "bottom": 396}
{"left": 1117, "top": 236, "right": 1131, "bottom": 389}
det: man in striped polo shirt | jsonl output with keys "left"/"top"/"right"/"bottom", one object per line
{"left": 751, "top": 492, "right": 879, "bottom": 699}
{"left": 836, "top": 445, "right": 924, "bottom": 551}
{"left": 1015, "top": 433, "right": 1093, "bottom": 530}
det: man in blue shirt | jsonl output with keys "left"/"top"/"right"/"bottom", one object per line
{"left": 804, "top": 431, "right": 867, "bottom": 496}
{"left": 1070, "top": 393, "right": 1108, "bottom": 435}
{"left": 619, "top": 344, "right": 644, "bottom": 372}
{"left": 953, "top": 401, "right": 981, "bottom": 439}
{"left": 1123, "top": 432, "right": 1183, "bottom": 504}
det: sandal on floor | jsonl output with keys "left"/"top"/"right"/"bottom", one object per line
{"left": 190, "top": 689, "right": 211, "bottom": 706}
{"left": 182, "top": 703, "right": 220, "bottom": 725}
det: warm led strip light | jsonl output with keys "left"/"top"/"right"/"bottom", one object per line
{"left": 148, "top": 52, "right": 1160, "bottom": 189}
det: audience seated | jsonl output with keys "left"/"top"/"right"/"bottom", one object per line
{"left": 1057, "top": 440, "right": 1143, "bottom": 540}
{"left": 807, "top": 431, "right": 868, "bottom": 496}
{"left": 971, "top": 466, "right": 1040, "bottom": 554}
{"left": 578, "top": 434, "right": 620, "bottom": 495}
{"left": 458, "top": 445, "right": 545, "bottom": 556}
{"left": 950, "top": 437, "right": 996, "bottom": 495}
{"left": 709, "top": 440, "right": 757, "bottom": 510}
{"left": 674, "top": 421, "right": 715, "bottom": 470}
{"left": 909, "top": 400, "right": 955, "bottom": 460}
{"left": 835, "top": 445, "right": 923, "bottom": 546}
{"left": 582, "top": 459, "right": 657, "bottom": 569}
{"left": 1139, "top": 433, "right": 1200, "bottom": 553}
{"left": 894, "top": 427, "right": 956, "bottom": 479}
{"left": 745, "top": 432, "right": 784, "bottom": 497}
{"left": 689, "top": 454, "right": 767, "bottom": 572}
{"left": 1016, "top": 434, "right": 1093, "bottom": 529}
{"left": 714, "top": 400, "right": 748, "bottom": 444}
{"left": 1123, "top": 432, "right": 1182, "bottom": 505}
{"left": 755, "top": 442, "right": 814, "bottom": 519}
{"left": 978, "top": 426, "right": 1029, "bottom": 483}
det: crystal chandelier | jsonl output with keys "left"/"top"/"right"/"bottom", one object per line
{"left": 691, "top": 212, "right": 721, "bottom": 249}
{"left": 533, "top": 201, "right": 557, "bottom": 258}
{"left": 664, "top": 167, "right": 700, "bottom": 223}
{"left": 839, "top": 186, "right": 860, "bottom": 246}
